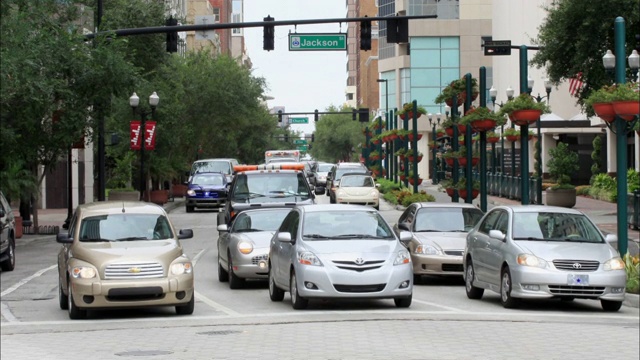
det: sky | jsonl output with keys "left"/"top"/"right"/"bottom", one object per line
{"left": 243, "top": 0, "right": 347, "bottom": 135}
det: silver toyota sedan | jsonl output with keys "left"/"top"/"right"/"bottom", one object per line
{"left": 217, "top": 208, "right": 291, "bottom": 289}
{"left": 463, "top": 205, "right": 627, "bottom": 311}
{"left": 268, "top": 204, "right": 413, "bottom": 309}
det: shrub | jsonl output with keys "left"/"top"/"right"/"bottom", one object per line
{"left": 376, "top": 178, "right": 402, "bottom": 194}
{"left": 628, "top": 169, "right": 639, "bottom": 193}
{"left": 400, "top": 191, "right": 435, "bottom": 207}
{"left": 547, "top": 143, "right": 579, "bottom": 189}
{"left": 575, "top": 185, "right": 590, "bottom": 196}
{"left": 383, "top": 192, "right": 399, "bottom": 205}
{"left": 623, "top": 253, "right": 640, "bottom": 294}
{"left": 589, "top": 173, "right": 617, "bottom": 202}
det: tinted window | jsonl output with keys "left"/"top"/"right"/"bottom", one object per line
{"left": 191, "top": 173, "right": 225, "bottom": 186}
{"left": 232, "top": 173, "right": 310, "bottom": 202}
{"left": 513, "top": 212, "right": 603, "bottom": 242}
{"left": 231, "top": 209, "right": 290, "bottom": 232}
{"left": 414, "top": 207, "right": 484, "bottom": 232}
{"left": 339, "top": 175, "right": 374, "bottom": 187}
{"left": 191, "top": 160, "right": 232, "bottom": 175}
{"left": 317, "top": 164, "right": 334, "bottom": 172}
{"left": 478, "top": 210, "right": 502, "bottom": 235}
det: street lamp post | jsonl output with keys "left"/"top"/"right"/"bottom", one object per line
{"left": 532, "top": 78, "right": 553, "bottom": 205}
{"left": 130, "top": 92, "right": 159, "bottom": 201}
{"left": 377, "top": 79, "right": 389, "bottom": 180}
{"left": 489, "top": 86, "right": 514, "bottom": 198}
{"left": 427, "top": 113, "right": 441, "bottom": 185}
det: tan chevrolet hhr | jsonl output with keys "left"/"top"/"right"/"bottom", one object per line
{"left": 56, "top": 201, "right": 194, "bottom": 319}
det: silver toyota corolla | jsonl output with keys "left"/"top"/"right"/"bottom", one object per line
{"left": 463, "top": 205, "right": 627, "bottom": 311}
{"left": 268, "top": 204, "right": 413, "bottom": 309}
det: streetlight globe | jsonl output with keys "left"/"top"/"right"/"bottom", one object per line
{"left": 444, "top": 105, "right": 450, "bottom": 115}
{"left": 544, "top": 78, "right": 552, "bottom": 92}
{"left": 602, "top": 50, "right": 615, "bottom": 70}
{"left": 489, "top": 86, "right": 497, "bottom": 100}
{"left": 149, "top": 92, "right": 159, "bottom": 107}
{"left": 628, "top": 49, "right": 640, "bottom": 70}
{"left": 129, "top": 92, "right": 140, "bottom": 108}
{"left": 527, "top": 77, "right": 534, "bottom": 92}
{"left": 506, "top": 87, "right": 515, "bottom": 99}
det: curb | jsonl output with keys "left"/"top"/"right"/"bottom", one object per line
{"left": 624, "top": 293, "right": 639, "bottom": 308}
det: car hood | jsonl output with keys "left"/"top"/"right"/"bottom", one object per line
{"left": 515, "top": 241, "right": 618, "bottom": 262}
{"left": 189, "top": 184, "right": 226, "bottom": 191}
{"left": 337, "top": 187, "right": 375, "bottom": 196}
{"left": 414, "top": 232, "right": 466, "bottom": 250}
{"left": 72, "top": 240, "right": 183, "bottom": 267}
{"left": 236, "top": 231, "right": 275, "bottom": 248}
{"left": 302, "top": 239, "right": 399, "bottom": 259}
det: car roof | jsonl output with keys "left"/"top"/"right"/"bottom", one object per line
{"left": 340, "top": 173, "right": 372, "bottom": 177}
{"left": 298, "top": 204, "right": 377, "bottom": 213}
{"left": 414, "top": 202, "right": 479, "bottom": 209}
{"left": 335, "top": 162, "right": 365, "bottom": 167}
{"left": 495, "top": 205, "right": 584, "bottom": 215}
{"left": 78, "top": 201, "right": 166, "bottom": 217}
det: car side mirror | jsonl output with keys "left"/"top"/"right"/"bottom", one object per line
{"left": 217, "top": 224, "right": 229, "bottom": 233}
{"left": 604, "top": 234, "right": 618, "bottom": 246}
{"left": 489, "top": 229, "right": 506, "bottom": 241}
{"left": 56, "top": 232, "right": 73, "bottom": 244}
{"left": 277, "top": 232, "right": 292, "bottom": 242}
{"left": 177, "top": 229, "right": 194, "bottom": 239}
{"left": 62, "top": 222, "right": 69, "bottom": 230}
{"left": 398, "top": 222, "right": 410, "bottom": 231}
{"left": 398, "top": 230, "right": 412, "bottom": 247}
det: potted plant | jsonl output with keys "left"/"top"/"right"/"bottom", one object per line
{"left": 405, "top": 149, "right": 423, "bottom": 162}
{"left": 455, "top": 177, "right": 480, "bottom": 199}
{"left": 498, "top": 93, "right": 551, "bottom": 126}
{"left": 369, "top": 164, "right": 382, "bottom": 177}
{"left": 546, "top": 142, "right": 580, "bottom": 208}
{"left": 371, "top": 117, "right": 386, "bottom": 130}
{"left": 397, "top": 103, "right": 428, "bottom": 120}
{"left": 394, "top": 148, "right": 407, "bottom": 160}
{"left": 369, "top": 150, "right": 382, "bottom": 161}
{"left": 395, "top": 129, "right": 410, "bottom": 140}
{"left": 435, "top": 77, "right": 479, "bottom": 106}
{"left": 440, "top": 118, "right": 467, "bottom": 136}
{"left": 610, "top": 81, "right": 640, "bottom": 121}
{"left": 486, "top": 131, "right": 501, "bottom": 143}
{"left": 438, "top": 178, "right": 456, "bottom": 197}
{"left": 458, "top": 106, "right": 507, "bottom": 132}
{"left": 502, "top": 128, "right": 520, "bottom": 142}
{"left": 585, "top": 84, "right": 617, "bottom": 122}
{"left": 407, "top": 170, "right": 423, "bottom": 186}
{"left": 370, "top": 134, "right": 383, "bottom": 145}
{"left": 454, "top": 146, "right": 480, "bottom": 167}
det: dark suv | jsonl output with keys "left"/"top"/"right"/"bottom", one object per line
{"left": 218, "top": 165, "right": 315, "bottom": 226}
{"left": 0, "top": 190, "right": 16, "bottom": 271}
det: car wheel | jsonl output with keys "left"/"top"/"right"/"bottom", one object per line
{"left": 0, "top": 237, "right": 16, "bottom": 271}
{"left": 500, "top": 267, "right": 520, "bottom": 308}
{"left": 601, "top": 299, "right": 623, "bottom": 312}
{"left": 67, "top": 280, "right": 86, "bottom": 320}
{"left": 58, "top": 279, "right": 69, "bottom": 310}
{"left": 413, "top": 274, "right": 422, "bottom": 285}
{"left": 290, "top": 270, "right": 308, "bottom": 310}
{"left": 217, "top": 256, "right": 229, "bottom": 282}
{"left": 465, "top": 260, "right": 484, "bottom": 300}
{"left": 175, "top": 293, "right": 195, "bottom": 315}
{"left": 394, "top": 295, "right": 412, "bottom": 308}
{"left": 228, "top": 253, "right": 245, "bottom": 289}
{"left": 186, "top": 205, "right": 194, "bottom": 213}
{"left": 269, "top": 267, "right": 284, "bottom": 302}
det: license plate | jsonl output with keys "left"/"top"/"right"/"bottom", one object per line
{"left": 567, "top": 274, "right": 589, "bottom": 286}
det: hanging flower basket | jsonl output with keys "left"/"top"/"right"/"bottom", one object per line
{"left": 458, "top": 189, "right": 480, "bottom": 199}
{"left": 371, "top": 138, "right": 381, "bottom": 145}
{"left": 457, "top": 157, "right": 479, "bottom": 167}
{"left": 487, "top": 136, "right": 501, "bottom": 143}
{"left": 592, "top": 102, "right": 616, "bottom": 122}
{"left": 510, "top": 109, "right": 542, "bottom": 126}
{"left": 445, "top": 188, "right": 455, "bottom": 197}
{"left": 400, "top": 174, "right": 407, "bottom": 181}
{"left": 407, "top": 155, "right": 423, "bottom": 163}
{"left": 612, "top": 100, "right": 640, "bottom": 121}
{"left": 408, "top": 177, "right": 423, "bottom": 186}
{"left": 436, "top": 131, "right": 445, "bottom": 138}
{"left": 445, "top": 127, "right": 454, "bottom": 137}
{"left": 506, "top": 135, "right": 519, "bottom": 142}
{"left": 445, "top": 158, "right": 455, "bottom": 166}
{"left": 407, "top": 133, "right": 423, "bottom": 142}
{"left": 445, "top": 95, "right": 465, "bottom": 107}
{"left": 470, "top": 119, "right": 497, "bottom": 132}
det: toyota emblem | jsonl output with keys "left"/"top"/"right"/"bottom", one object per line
{"left": 572, "top": 263, "right": 582, "bottom": 269}
{"left": 355, "top": 258, "right": 365, "bottom": 265}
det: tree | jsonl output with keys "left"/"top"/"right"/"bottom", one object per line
{"left": 311, "top": 106, "right": 364, "bottom": 162}
{"left": 590, "top": 134, "right": 603, "bottom": 184}
{"left": 530, "top": 0, "right": 639, "bottom": 116}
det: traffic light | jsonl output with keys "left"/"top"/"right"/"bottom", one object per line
{"left": 352, "top": 108, "right": 357, "bottom": 121}
{"left": 263, "top": 15, "right": 275, "bottom": 51}
{"left": 278, "top": 110, "right": 283, "bottom": 122}
{"left": 166, "top": 16, "right": 178, "bottom": 53}
{"left": 386, "top": 17, "right": 408, "bottom": 44}
{"left": 314, "top": 109, "right": 319, "bottom": 122}
{"left": 484, "top": 40, "right": 511, "bottom": 56}
{"left": 359, "top": 108, "right": 369, "bottom": 123}
{"left": 284, "top": 134, "right": 289, "bottom": 142}
{"left": 360, "top": 18, "right": 371, "bottom": 51}
{"left": 311, "top": 134, "right": 315, "bottom": 142}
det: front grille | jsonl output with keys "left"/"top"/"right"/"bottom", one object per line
{"left": 332, "top": 260, "right": 385, "bottom": 272}
{"left": 549, "top": 285, "right": 605, "bottom": 296}
{"left": 334, "top": 283, "right": 386, "bottom": 293}
{"left": 444, "top": 250, "right": 464, "bottom": 256}
{"left": 552, "top": 260, "right": 600, "bottom": 271}
{"left": 104, "top": 262, "right": 164, "bottom": 279}
{"left": 251, "top": 254, "right": 268, "bottom": 265}
{"left": 441, "top": 264, "right": 463, "bottom": 272}
{"left": 194, "top": 190, "right": 225, "bottom": 198}
{"left": 107, "top": 286, "right": 164, "bottom": 301}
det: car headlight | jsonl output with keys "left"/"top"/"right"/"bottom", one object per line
{"left": 517, "top": 254, "right": 548, "bottom": 268}
{"left": 238, "top": 241, "right": 254, "bottom": 254}
{"left": 603, "top": 257, "right": 625, "bottom": 271}
{"left": 369, "top": 190, "right": 379, "bottom": 198}
{"left": 394, "top": 250, "right": 411, "bottom": 265}
{"left": 187, "top": 189, "right": 196, "bottom": 196}
{"left": 415, "top": 244, "right": 440, "bottom": 255}
{"left": 71, "top": 266, "right": 97, "bottom": 279}
{"left": 297, "top": 251, "right": 322, "bottom": 266}
{"left": 171, "top": 262, "right": 193, "bottom": 275}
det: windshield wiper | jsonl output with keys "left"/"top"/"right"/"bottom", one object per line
{"left": 333, "top": 234, "right": 391, "bottom": 239}
{"left": 561, "top": 237, "right": 589, "bottom": 242}
{"left": 116, "top": 236, "right": 148, "bottom": 241}
{"left": 234, "top": 192, "right": 267, "bottom": 199}
{"left": 513, "top": 237, "right": 547, "bottom": 241}
{"left": 414, "top": 229, "right": 441, "bottom": 232}
{"left": 236, "top": 228, "right": 263, "bottom": 232}
{"left": 303, "top": 234, "right": 332, "bottom": 239}
{"left": 81, "top": 238, "right": 114, "bottom": 242}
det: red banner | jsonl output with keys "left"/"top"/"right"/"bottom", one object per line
{"left": 130, "top": 120, "right": 157, "bottom": 150}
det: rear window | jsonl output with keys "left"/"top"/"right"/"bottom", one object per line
{"left": 191, "top": 161, "right": 232, "bottom": 175}
{"left": 231, "top": 172, "right": 310, "bottom": 202}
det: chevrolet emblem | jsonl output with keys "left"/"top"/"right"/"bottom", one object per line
{"left": 128, "top": 267, "right": 141, "bottom": 273}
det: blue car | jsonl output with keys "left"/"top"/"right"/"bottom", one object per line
{"left": 186, "top": 172, "right": 229, "bottom": 213}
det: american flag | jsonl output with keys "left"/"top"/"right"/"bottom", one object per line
{"left": 568, "top": 72, "right": 584, "bottom": 96}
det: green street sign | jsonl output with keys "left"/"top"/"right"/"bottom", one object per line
{"left": 293, "top": 139, "right": 307, "bottom": 145}
{"left": 290, "top": 117, "right": 309, "bottom": 124}
{"left": 289, "top": 33, "right": 347, "bottom": 51}
{"left": 297, "top": 145, "right": 308, "bottom": 151}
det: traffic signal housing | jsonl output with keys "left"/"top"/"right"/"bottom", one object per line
{"left": 311, "top": 134, "right": 315, "bottom": 142}
{"left": 166, "top": 16, "right": 178, "bottom": 53}
{"left": 360, "top": 18, "right": 371, "bottom": 51}
{"left": 386, "top": 17, "right": 408, "bottom": 43}
{"left": 278, "top": 110, "right": 283, "bottom": 122}
{"left": 314, "top": 109, "right": 319, "bottom": 122}
{"left": 359, "top": 108, "right": 369, "bottom": 123}
{"left": 263, "top": 16, "right": 275, "bottom": 51}
{"left": 484, "top": 40, "right": 511, "bottom": 56}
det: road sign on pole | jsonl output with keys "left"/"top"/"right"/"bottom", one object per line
{"left": 290, "top": 117, "right": 309, "bottom": 124}
{"left": 293, "top": 139, "right": 307, "bottom": 145}
{"left": 289, "top": 33, "right": 347, "bottom": 51}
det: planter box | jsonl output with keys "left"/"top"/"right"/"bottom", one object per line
{"left": 108, "top": 190, "right": 140, "bottom": 202}
{"left": 546, "top": 188, "right": 576, "bottom": 208}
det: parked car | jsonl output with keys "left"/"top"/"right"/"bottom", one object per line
{"left": 326, "top": 162, "right": 369, "bottom": 202}
{"left": 463, "top": 205, "right": 626, "bottom": 311}
{"left": 56, "top": 201, "right": 195, "bottom": 319}
{"left": 334, "top": 173, "right": 380, "bottom": 210}
{"left": 0, "top": 190, "right": 16, "bottom": 271}
{"left": 268, "top": 204, "right": 413, "bottom": 309}
{"left": 185, "top": 172, "right": 228, "bottom": 213}
{"left": 217, "top": 208, "right": 291, "bottom": 289}
{"left": 393, "top": 203, "right": 484, "bottom": 283}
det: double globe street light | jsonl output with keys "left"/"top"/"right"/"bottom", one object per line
{"left": 489, "top": 86, "right": 514, "bottom": 198}
{"left": 129, "top": 91, "right": 159, "bottom": 201}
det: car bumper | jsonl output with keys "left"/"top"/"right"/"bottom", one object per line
{"left": 295, "top": 262, "right": 412, "bottom": 299}
{"left": 336, "top": 198, "right": 379, "bottom": 207}
{"left": 230, "top": 249, "right": 269, "bottom": 279}
{"left": 69, "top": 274, "right": 194, "bottom": 309}
{"left": 412, "top": 254, "right": 463, "bottom": 276}
{"left": 510, "top": 266, "right": 627, "bottom": 300}
{"left": 187, "top": 198, "right": 226, "bottom": 208}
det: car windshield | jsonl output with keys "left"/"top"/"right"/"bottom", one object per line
{"left": 192, "top": 174, "right": 224, "bottom": 186}
{"left": 317, "top": 164, "right": 333, "bottom": 172}
{"left": 335, "top": 168, "right": 366, "bottom": 180}
{"left": 339, "top": 175, "right": 374, "bottom": 187}
{"left": 79, "top": 214, "right": 174, "bottom": 242}
{"left": 302, "top": 210, "right": 394, "bottom": 240}
{"left": 512, "top": 212, "right": 604, "bottom": 242}
{"left": 191, "top": 161, "right": 232, "bottom": 175}
{"left": 231, "top": 209, "right": 290, "bottom": 232}
{"left": 232, "top": 173, "right": 310, "bottom": 201}
{"left": 414, "top": 207, "right": 484, "bottom": 232}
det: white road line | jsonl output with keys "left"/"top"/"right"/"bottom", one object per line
{"left": 1, "top": 265, "right": 56, "bottom": 297}
{"left": 191, "top": 248, "right": 207, "bottom": 266}
{"left": 194, "top": 290, "right": 240, "bottom": 316}
{"left": 412, "top": 298, "right": 470, "bottom": 312}
{"left": 0, "top": 302, "right": 18, "bottom": 322}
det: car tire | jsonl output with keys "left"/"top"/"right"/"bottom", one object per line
{"left": 465, "top": 260, "right": 484, "bottom": 300}
{"left": 500, "top": 267, "right": 520, "bottom": 308}
{"left": 269, "top": 267, "right": 284, "bottom": 302}
{"left": 186, "top": 205, "right": 194, "bottom": 213}
{"left": 413, "top": 274, "right": 422, "bottom": 285}
{"left": 175, "top": 293, "right": 195, "bottom": 315}
{"left": 290, "top": 270, "right": 308, "bottom": 310}
{"left": 217, "top": 257, "right": 229, "bottom": 282}
{"left": 394, "top": 295, "right": 412, "bottom": 308}
{"left": 58, "top": 279, "right": 69, "bottom": 310}
{"left": 600, "top": 299, "right": 623, "bottom": 312}
{"left": 67, "top": 280, "right": 86, "bottom": 320}
{"left": 228, "top": 253, "right": 245, "bottom": 289}
{"left": 0, "top": 237, "right": 16, "bottom": 272}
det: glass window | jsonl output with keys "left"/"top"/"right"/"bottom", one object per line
{"left": 340, "top": 175, "right": 374, "bottom": 187}
{"left": 192, "top": 173, "right": 224, "bottom": 186}
{"left": 232, "top": 209, "right": 290, "bottom": 232}
{"left": 79, "top": 214, "right": 173, "bottom": 241}
{"left": 414, "top": 207, "right": 484, "bottom": 232}
{"left": 303, "top": 211, "right": 394, "bottom": 239}
{"left": 513, "top": 212, "right": 603, "bottom": 242}
{"left": 479, "top": 210, "right": 502, "bottom": 235}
